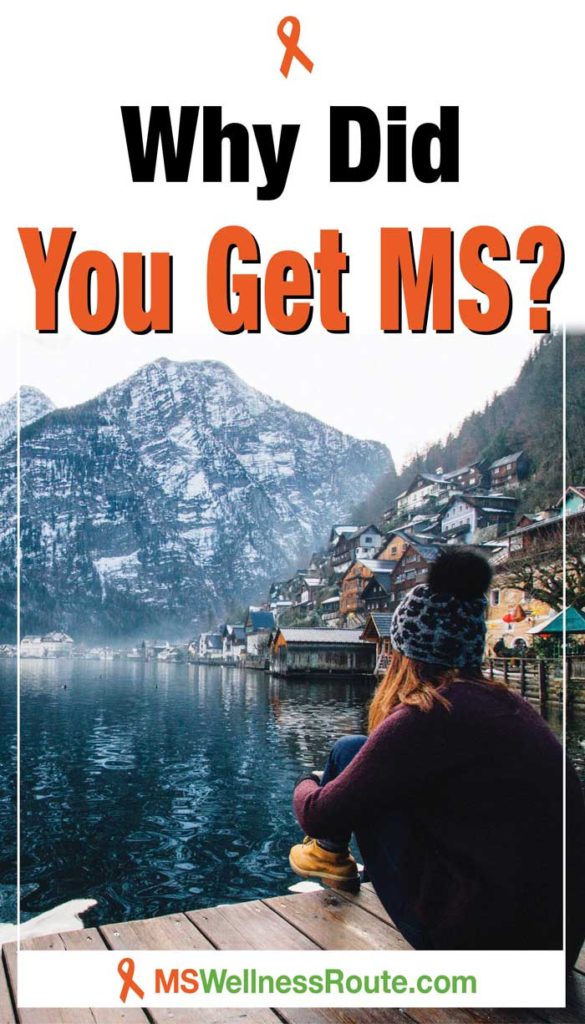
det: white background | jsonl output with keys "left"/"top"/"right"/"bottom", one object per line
{"left": 2, "top": 0, "right": 582, "bottom": 465}
{"left": 1, "top": 1, "right": 576, "bottom": 1009}
{"left": 18, "top": 950, "right": 567, "bottom": 1008}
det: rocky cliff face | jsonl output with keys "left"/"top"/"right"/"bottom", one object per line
{"left": 0, "top": 387, "right": 56, "bottom": 637}
{"left": 0, "top": 386, "right": 54, "bottom": 446}
{"left": 0, "top": 360, "right": 392, "bottom": 640}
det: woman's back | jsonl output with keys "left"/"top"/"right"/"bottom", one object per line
{"left": 294, "top": 678, "right": 585, "bottom": 955}
{"left": 359, "top": 680, "right": 584, "bottom": 955}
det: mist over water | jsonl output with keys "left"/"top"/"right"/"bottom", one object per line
{"left": 0, "top": 661, "right": 583, "bottom": 929}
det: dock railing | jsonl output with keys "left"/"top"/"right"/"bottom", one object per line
{"left": 485, "top": 656, "right": 585, "bottom": 710}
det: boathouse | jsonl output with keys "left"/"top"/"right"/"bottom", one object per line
{"left": 269, "top": 627, "right": 375, "bottom": 677}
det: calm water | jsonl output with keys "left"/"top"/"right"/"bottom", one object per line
{"left": 0, "top": 660, "right": 372, "bottom": 927}
{"left": 0, "top": 660, "right": 584, "bottom": 929}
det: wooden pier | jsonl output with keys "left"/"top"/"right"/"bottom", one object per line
{"left": 2, "top": 883, "right": 584, "bottom": 1023}
{"left": 486, "top": 656, "right": 585, "bottom": 710}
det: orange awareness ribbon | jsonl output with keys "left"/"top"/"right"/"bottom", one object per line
{"left": 277, "top": 16, "right": 314, "bottom": 78}
{"left": 117, "top": 957, "right": 145, "bottom": 1003}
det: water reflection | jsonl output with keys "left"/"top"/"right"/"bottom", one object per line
{"left": 0, "top": 661, "right": 373, "bottom": 927}
{"left": 0, "top": 660, "right": 583, "bottom": 930}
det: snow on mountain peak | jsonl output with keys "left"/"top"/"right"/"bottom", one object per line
{"left": 0, "top": 361, "right": 393, "bottom": 639}
{"left": 0, "top": 386, "right": 55, "bottom": 446}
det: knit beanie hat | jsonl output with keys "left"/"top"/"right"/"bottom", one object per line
{"left": 390, "top": 548, "right": 492, "bottom": 668}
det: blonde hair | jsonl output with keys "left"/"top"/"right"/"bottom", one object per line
{"left": 368, "top": 650, "right": 503, "bottom": 733}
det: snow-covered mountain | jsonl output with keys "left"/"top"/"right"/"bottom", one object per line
{"left": 0, "top": 360, "right": 393, "bottom": 639}
{"left": 0, "top": 386, "right": 55, "bottom": 446}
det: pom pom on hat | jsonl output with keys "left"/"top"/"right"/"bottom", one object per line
{"left": 427, "top": 548, "right": 492, "bottom": 601}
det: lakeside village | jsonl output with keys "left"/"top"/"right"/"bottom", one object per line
{"left": 3, "top": 451, "right": 585, "bottom": 689}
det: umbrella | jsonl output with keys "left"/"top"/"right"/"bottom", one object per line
{"left": 528, "top": 605, "right": 585, "bottom": 636}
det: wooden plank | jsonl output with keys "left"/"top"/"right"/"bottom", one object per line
{"left": 263, "top": 890, "right": 410, "bottom": 950}
{"left": 402, "top": 1010, "right": 489, "bottom": 1024}
{"left": 3, "top": 890, "right": 580, "bottom": 1024}
{"left": 335, "top": 890, "right": 552, "bottom": 1023}
{"left": 3, "top": 935, "right": 96, "bottom": 1024}
{"left": 325, "top": 882, "right": 400, "bottom": 931}
{"left": 58, "top": 927, "right": 149, "bottom": 1023}
{"left": 100, "top": 911, "right": 214, "bottom": 951}
{"left": 277, "top": 1010, "right": 407, "bottom": 1023}
{"left": 277, "top": 1008, "right": 534, "bottom": 1024}
{"left": 147, "top": 1010, "right": 279, "bottom": 1024}
{"left": 56, "top": 927, "right": 106, "bottom": 951}
{"left": 528, "top": 1006, "right": 583, "bottom": 1024}
{"left": 3, "top": 928, "right": 148, "bottom": 1023}
{"left": 188, "top": 902, "right": 418, "bottom": 1024}
{"left": 0, "top": 949, "right": 17, "bottom": 1024}
{"left": 272, "top": 890, "right": 546, "bottom": 1024}
{"left": 462, "top": 1010, "right": 547, "bottom": 1024}
{"left": 19, "top": 932, "right": 64, "bottom": 951}
{"left": 331, "top": 890, "right": 546, "bottom": 1023}
{"left": 100, "top": 911, "right": 280, "bottom": 1024}
{"left": 409, "top": 1005, "right": 535, "bottom": 1024}
{"left": 403, "top": 997, "right": 560, "bottom": 1023}
{"left": 187, "top": 899, "right": 318, "bottom": 950}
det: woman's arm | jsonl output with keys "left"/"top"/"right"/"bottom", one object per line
{"left": 293, "top": 702, "right": 463, "bottom": 839}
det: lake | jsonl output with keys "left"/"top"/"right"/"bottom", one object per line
{"left": 0, "top": 660, "right": 584, "bottom": 929}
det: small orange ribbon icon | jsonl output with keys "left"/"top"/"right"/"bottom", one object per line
{"left": 117, "top": 957, "right": 145, "bottom": 1003}
{"left": 277, "top": 16, "right": 314, "bottom": 78}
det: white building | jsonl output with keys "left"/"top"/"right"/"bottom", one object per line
{"left": 330, "top": 525, "right": 383, "bottom": 573}
{"left": 20, "top": 632, "right": 74, "bottom": 658}
{"left": 320, "top": 595, "right": 341, "bottom": 625}
{"left": 222, "top": 625, "right": 246, "bottom": 663}
{"left": 439, "top": 494, "right": 517, "bottom": 543}
{"left": 395, "top": 474, "right": 452, "bottom": 516}
{"left": 197, "top": 632, "right": 224, "bottom": 660}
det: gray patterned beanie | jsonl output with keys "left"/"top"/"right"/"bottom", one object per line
{"left": 390, "top": 548, "right": 492, "bottom": 668}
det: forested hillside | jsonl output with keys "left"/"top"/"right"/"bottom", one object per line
{"left": 355, "top": 332, "right": 584, "bottom": 523}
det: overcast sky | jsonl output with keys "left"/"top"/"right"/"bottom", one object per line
{"left": 2, "top": 330, "right": 537, "bottom": 469}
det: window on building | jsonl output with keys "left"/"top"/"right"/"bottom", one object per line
{"left": 491, "top": 589, "right": 500, "bottom": 606}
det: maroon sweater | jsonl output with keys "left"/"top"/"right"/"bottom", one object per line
{"left": 293, "top": 680, "right": 585, "bottom": 957}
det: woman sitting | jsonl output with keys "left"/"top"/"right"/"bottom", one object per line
{"left": 290, "top": 549, "right": 585, "bottom": 961}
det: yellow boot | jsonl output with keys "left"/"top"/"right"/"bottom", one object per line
{"left": 289, "top": 836, "right": 359, "bottom": 886}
